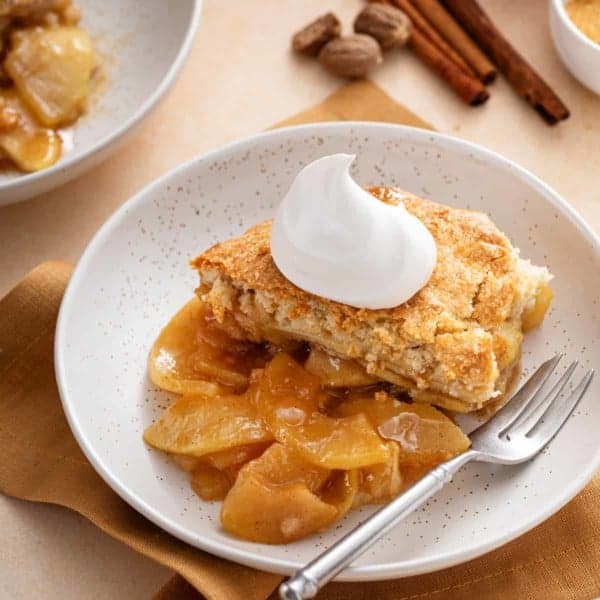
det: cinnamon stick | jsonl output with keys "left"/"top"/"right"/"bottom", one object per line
{"left": 370, "top": 0, "right": 474, "bottom": 77}
{"left": 371, "top": 0, "right": 488, "bottom": 105}
{"left": 442, "top": 0, "right": 569, "bottom": 124}
{"left": 408, "top": 27, "right": 489, "bottom": 105}
{"left": 410, "top": 0, "right": 496, "bottom": 83}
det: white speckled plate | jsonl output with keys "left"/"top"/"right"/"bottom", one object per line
{"left": 0, "top": 0, "right": 202, "bottom": 206}
{"left": 55, "top": 123, "right": 600, "bottom": 580}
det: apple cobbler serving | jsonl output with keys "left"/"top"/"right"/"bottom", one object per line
{"left": 0, "top": 0, "right": 96, "bottom": 172}
{"left": 144, "top": 155, "right": 552, "bottom": 544}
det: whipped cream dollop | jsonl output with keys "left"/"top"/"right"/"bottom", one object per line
{"left": 270, "top": 154, "right": 437, "bottom": 309}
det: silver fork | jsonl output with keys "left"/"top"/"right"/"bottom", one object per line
{"left": 279, "top": 355, "right": 594, "bottom": 600}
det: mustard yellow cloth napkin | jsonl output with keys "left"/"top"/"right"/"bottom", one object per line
{"left": 1, "top": 82, "right": 600, "bottom": 600}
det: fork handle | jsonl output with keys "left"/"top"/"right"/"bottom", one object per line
{"left": 279, "top": 451, "right": 476, "bottom": 600}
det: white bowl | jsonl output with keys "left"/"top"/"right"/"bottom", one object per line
{"left": 0, "top": 0, "right": 202, "bottom": 206}
{"left": 55, "top": 122, "right": 600, "bottom": 580}
{"left": 550, "top": 0, "right": 600, "bottom": 94}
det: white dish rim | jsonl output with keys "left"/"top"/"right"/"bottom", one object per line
{"left": 55, "top": 121, "right": 600, "bottom": 580}
{"left": 0, "top": 0, "right": 203, "bottom": 195}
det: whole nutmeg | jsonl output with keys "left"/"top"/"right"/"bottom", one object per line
{"left": 318, "top": 34, "right": 383, "bottom": 79}
{"left": 354, "top": 4, "right": 412, "bottom": 50}
{"left": 292, "top": 12, "right": 341, "bottom": 56}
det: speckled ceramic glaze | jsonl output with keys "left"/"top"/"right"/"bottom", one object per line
{"left": 55, "top": 123, "right": 600, "bottom": 580}
{"left": 0, "top": 0, "right": 202, "bottom": 205}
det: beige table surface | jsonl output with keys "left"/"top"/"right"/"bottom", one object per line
{"left": 2, "top": 0, "right": 600, "bottom": 598}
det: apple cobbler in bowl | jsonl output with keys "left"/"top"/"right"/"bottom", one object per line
{"left": 56, "top": 122, "right": 600, "bottom": 575}
{"left": 0, "top": 0, "right": 201, "bottom": 205}
{"left": 143, "top": 185, "right": 552, "bottom": 544}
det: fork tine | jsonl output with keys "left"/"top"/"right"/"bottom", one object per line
{"left": 505, "top": 361, "right": 578, "bottom": 438}
{"left": 527, "top": 369, "right": 594, "bottom": 448}
{"left": 488, "top": 354, "right": 562, "bottom": 434}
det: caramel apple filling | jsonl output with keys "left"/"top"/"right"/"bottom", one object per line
{"left": 145, "top": 299, "right": 470, "bottom": 544}
{"left": 0, "top": 1, "right": 97, "bottom": 172}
